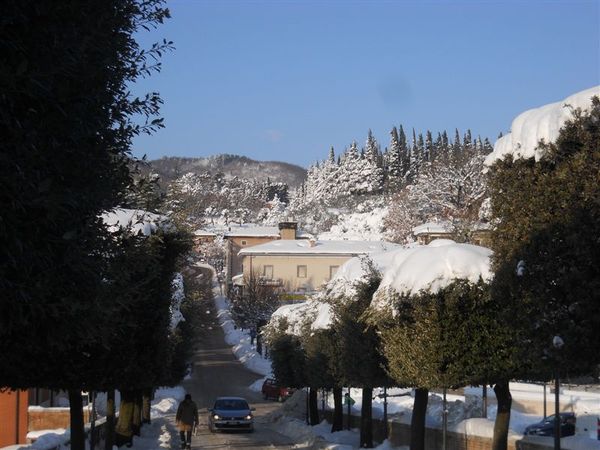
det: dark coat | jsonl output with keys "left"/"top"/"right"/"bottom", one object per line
{"left": 176, "top": 399, "right": 199, "bottom": 427}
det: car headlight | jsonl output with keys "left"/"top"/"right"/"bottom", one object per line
{"left": 213, "top": 414, "right": 220, "bottom": 420}
{"left": 245, "top": 414, "right": 252, "bottom": 420}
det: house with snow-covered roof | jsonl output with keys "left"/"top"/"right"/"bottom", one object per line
{"left": 223, "top": 221, "right": 312, "bottom": 289}
{"left": 238, "top": 239, "right": 400, "bottom": 294}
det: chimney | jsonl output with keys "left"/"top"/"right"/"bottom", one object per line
{"left": 278, "top": 221, "right": 297, "bottom": 240}
{"left": 308, "top": 237, "right": 317, "bottom": 248}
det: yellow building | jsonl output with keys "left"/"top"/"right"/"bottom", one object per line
{"left": 239, "top": 239, "right": 400, "bottom": 293}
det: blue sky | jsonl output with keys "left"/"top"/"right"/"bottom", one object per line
{"left": 132, "top": 0, "right": 599, "bottom": 168}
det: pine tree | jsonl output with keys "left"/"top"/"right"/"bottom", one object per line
{"left": 398, "top": 125, "right": 410, "bottom": 182}
{"left": 328, "top": 146, "right": 336, "bottom": 163}
{"left": 463, "top": 129, "right": 472, "bottom": 150}
{"left": 364, "top": 129, "right": 379, "bottom": 163}
{"left": 452, "top": 128, "right": 462, "bottom": 159}
{"left": 387, "top": 127, "right": 402, "bottom": 189}
{"left": 483, "top": 137, "right": 494, "bottom": 154}
{"left": 487, "top": 97, "right": 600, "bottom": 450}
{"left": 425, "top": 130, "right": 433, "bottom": 162}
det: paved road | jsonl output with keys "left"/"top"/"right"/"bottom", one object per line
{"left": 178, "top": 271, "right": 299, "bottom": 449}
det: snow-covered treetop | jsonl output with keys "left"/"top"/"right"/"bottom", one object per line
{"left": 371, "top": 240, "right": 492, "bottom": 310}
{"left": 485, "top": 86, "right": 600, "bottom": 165}
{"left": 269, "top": 239, "right": 493, "bottom": 334}
{"left": 323, "top": 240, "right": 492, "bottom": 308}
{"left": 102, "top": 208, "right": 173, "bottom": 236}
{"left": 269, "top": 301, "right": 333, "bottom": 336}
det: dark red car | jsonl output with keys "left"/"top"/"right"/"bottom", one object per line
{"left": 261, "top": 378, "right": 293, "bottom": 402}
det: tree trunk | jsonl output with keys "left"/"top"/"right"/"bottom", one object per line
{"left": 132, "top": 391, "right": 142, "bottom": 436}
{"left": 105, "top": 390, "right": 115, "bottom": 450}
{"left": 492, "top": 381, "right": 512, "bottom": 450}
{"left": 115, "top": 390, "right": 135, "bottom": 447}
{"left": 142, "top": 389, "right": 152, "bottom": 424}
{"left": 360, "top": 387, "right": 373, "bottom": 448}
{"left": 410, "top": 388, "right": 428, "bottom": 450}
{"left": 68, "top": 389, "right": 85, "bottom": 450}
{"left": 309, "top": 387, "right": 320, "bottom": 425}
{"left": 331, "top": 387, "right": 343, "bottom": 432}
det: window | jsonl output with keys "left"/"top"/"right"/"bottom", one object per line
{"left": 297, "top": 265, "right": 307, "bottom": 278}
{"left": 241, "top": 240, "right": 247, "bottom": 246}
{"left": 263, "top": 265, "right": 274, "bottom": 279}
{"left": 329, "top": 265, "right": 339, "bottom": 279}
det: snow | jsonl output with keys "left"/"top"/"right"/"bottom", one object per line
{"left": 412, "top": 220, "right": 453, "bottom": 236}
{"left": 371, "top": 240, "right": 492, "bottom": 309}
{"left": 212, "top": 277, "right": 272, "bottom": 376}
{"left": 238, "top": 239, "right": 401, "bottom": 256}
{"left": 101, "top": 208, "right": 173, "bottom": 236}
{"left": 25, "top": 430, "right": 69, "bottom": 450}
{"left": 318, "top": 207, "right": 389, "bottom": 241}
{"left": 223, "top": 225, "right": 281, "bottom": 237}
{"left": 270, "top": 301, "right": 334, "bottom": 335}
{"left": 169, "top": 273, "right": 185, "bottom": 331}
{"left": 485, "top": 86, "right": 600, "bottom": 165}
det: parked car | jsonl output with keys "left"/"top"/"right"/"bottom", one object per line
{"left": 524, "top": 412, "right": 576, "bottom": 437}
{"left": 207, "top": 397, "right": 254, "bottom": 432}
{"left": 261, "top": 378, "right": 294, "bottom": 401}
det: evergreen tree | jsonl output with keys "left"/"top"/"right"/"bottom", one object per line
{"left": 328, "top": 145, "right": 336, "bottom": 163}
{"left": 463, "top": 129, "right": 472, "bottom": 150}
{"left": 398, "top": 125, "right": 410, "bottom": 183}
{"left": 0, "top": 3, "right": 172, "bottom": 449}
{"left": 452, "top": 128, "right": 462, "bottom": 158}
{"left": 483, "top": 137, "right": 494, "bottom": 154}
{"left": 386, "top": 127, "right": 402, "bottom": 190}
{"left": 364, "top": 129, "right": 379, "bottom": 163}
{"left": 487, "top": 97, "right": 600, "bottom": 450}
{"left": 441, "top": 130, "right": 450, "bottom": 158}
{"left": 425, "top": 130, "right": 433, "bottom": 162}
{"left": 331, "top": 266, "right": 391, "bottom": 448}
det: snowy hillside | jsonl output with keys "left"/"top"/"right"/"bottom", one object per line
{"left": 148, "top": 154, "right": 307, "bottom": 187}
{"left": 485, "top": 86, "right": 600, "bottom": 165}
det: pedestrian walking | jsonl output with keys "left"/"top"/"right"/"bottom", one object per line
{"left": 176, "top": 394, "right": 199, "bottom": 449}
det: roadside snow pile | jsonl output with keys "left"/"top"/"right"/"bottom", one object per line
{"left": 26, "top": 430, "right": 69, "bottom": 450}
{"left": 213, "top": 283, "right": 272, "bottom": 376}
{"left": 319, "top": 206, "right": 389, "bottom": 241}
{"left": 262, "top": 389, "right": 308, "bottom": 423}
{"left": 151, "top": 386, "right": 185, "bottom": 416}
{"left": 485, "top": 86, "right": 600, "bottom": 165}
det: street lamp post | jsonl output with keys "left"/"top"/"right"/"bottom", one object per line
{"left": 553, "top": 335, "right": 564, "bottom": 450}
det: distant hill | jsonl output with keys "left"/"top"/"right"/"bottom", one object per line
{"left": 147, "top": 154, "right": 307, "bottom": 188}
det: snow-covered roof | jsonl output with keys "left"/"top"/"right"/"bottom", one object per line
{"left": 485, "top": 86, "right": 600, "bottom": 165}
{"left": 102, "top": 208, "right": 173, "bottom": 236}
{"left": 193, "top": 229, "right": 217, "bottom": 237}
{"left": 412, "top": 221, "right": 454, "bottom": 236}
{"left": 224, "top": 225, "right": 281, "bottom": 237}
{"left": 238, "top": 239, "right": 401, "bottom": 256}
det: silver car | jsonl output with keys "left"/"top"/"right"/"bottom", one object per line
{"left": 207, "top": 397, "right": 254, "bottom": 432}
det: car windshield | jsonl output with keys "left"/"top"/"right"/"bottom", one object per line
{"left": 214, "top": 399, "right": 249, "bottom": 410}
